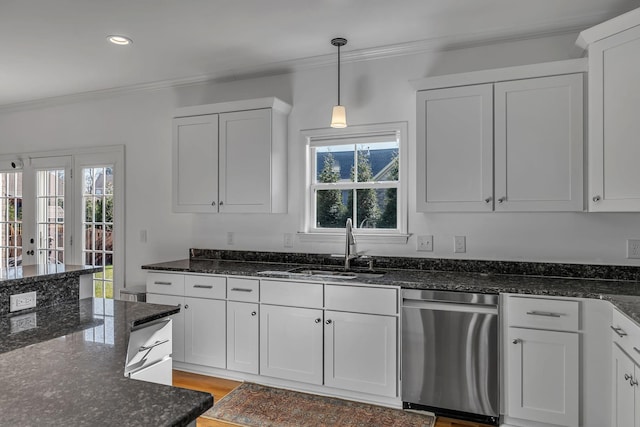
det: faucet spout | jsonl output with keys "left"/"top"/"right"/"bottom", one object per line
{"left": 344, "top": 218, "right": 357, "bottom": 270}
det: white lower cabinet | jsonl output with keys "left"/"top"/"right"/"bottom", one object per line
{"left": 504, "top": 295, "right": 580, "bottom": 427}
{"left": 612, "top": 344, "right": 639, "bottom": 427}
{"left": 184, "top": 297, "right": 226, "bottom": 368}
{"left": 147, "top": 272, "right": 399, "bottom": 401}
{"left": 227, "top": 301, "right": 259, "bottom": 374}
{"left": 259, "top": 304, "right": 324, "bottom": 384}
{"left": 506, "top": 327, "right": 579, "bottom": 426}
{"left": 324, "top": 310, "right": 397, "bottom": 397}
{"left": 146, "top": 293, "right": 185, "bottom": 362}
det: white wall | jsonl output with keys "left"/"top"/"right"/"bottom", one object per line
{"left": 1, "top": 32, "right": 639, "bottom": 286}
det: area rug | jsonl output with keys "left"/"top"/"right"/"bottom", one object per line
{"left": 202, "top": 382, "right": 435, "bottom": 427}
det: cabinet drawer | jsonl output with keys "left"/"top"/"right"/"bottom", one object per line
{"left": 184, "top": 274, "right": 226, "bottom": 299}
{"left": 507, "top": 296, "right": 579, "bottom": 331}
{"left": 260, "top": 280, "right": 323, "bottom": 308}
{"left": 227, "top": 277, "right": 259, "bottom": 302}
{"left": 146, "top": 272, "right": 185, "bottom": 296}
{"left": 325, "top": 284, "right": 398, "bottom": 315}
{"left": 612, "top": 308, "right": 640, "bottom": 363}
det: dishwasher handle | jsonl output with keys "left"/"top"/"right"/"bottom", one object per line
{"left": 402, "top": 298, "right": 498, "bottom": 315}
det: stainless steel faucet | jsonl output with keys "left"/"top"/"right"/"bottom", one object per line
{"left": 344, "top": 218, "right": 357, "bottom": 270}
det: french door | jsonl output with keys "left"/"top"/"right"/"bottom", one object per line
{"left": 0, "top": 147, "right": 124, "bottom": 299}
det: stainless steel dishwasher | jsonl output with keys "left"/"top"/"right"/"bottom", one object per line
{"left": 402, "top": 289, "right": 499, "bottom": 425}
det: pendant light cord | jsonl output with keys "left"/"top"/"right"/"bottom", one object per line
{"left": 337, "top": 43, "right": 341, "bottom": 105}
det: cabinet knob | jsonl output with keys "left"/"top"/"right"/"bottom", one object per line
{"left": 251, "top": 311, "right": 257, "bottom": 316}
{"left": 484, "top": 197, "right": 492, "bottom": 203}
{"left": 211, "top": 201, "right": 216, "bottom": 206}
{"left": 512, "top": 339, "right": 520, "bottom": 344}
{"left": 315, "top": 318, "right": 321, "bottom": 323}
{"left": 625, "top": 373, "right": 632, "bottom": 381}
{"left": 184, "top": 304, "right": 189, "bottom": 309}
{"left": 219, "top": 201, "right": 224, "bottom": 206}
{"left": 593, "top": 195, "right": 601, "bottom": 202}
{"left": 325, "top": 319, "right": 332, "bottom": 325}
{"left": 498, "top": 197, "right": 506, "bottom": 204}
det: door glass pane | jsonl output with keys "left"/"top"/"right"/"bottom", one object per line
{"left": 0, "top": 172, "right": 23, "bottom": 269}
{"left": 82, "top": 167, "right": 114, "bottom": 299}
{"left": 36, "top": 169, "right": 65, "bottom": 265}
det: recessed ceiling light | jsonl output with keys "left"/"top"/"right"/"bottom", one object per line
{"left": 107, "top": 35, "right": 133, "bottom": 46}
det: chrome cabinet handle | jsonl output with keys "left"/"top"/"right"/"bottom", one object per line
{"left": 315, "top": 318, "right": 321, "bottom": 323}
{"left": 231, "top": 288, "right": 253, "bottom": 292}
{"left": 211, "top": 201, "right": 216, "bottom": 206}
{"left": 251, "top": 311, "right": 257, "bottom": 316}
{"left": 219, "top": 201, "right": 224, "bottom": 206}
{"left": 512, "top": 339, "right": 520, "bottom": 344}
{"left": 611, "top": 326, "right": 628, "bottom": 337}
{"left": 626, "top": 373, "right": 632, "bottom": 381}
{"left": 184, "top": 304, "right": 189, "bottom": 309}
{"left": 154, "top": 281, "right": 172, "bottom": 285}
{"left": 526, "top": 311, "right": 562, "bottom": 318}
{"left": 193, "top": 284, "right": 213, "bottom": 289}
{"left": 484, "top": 197, "right": 492, "bottom": 203}
{"left": 593, "top": 195, "right": 601, "bottom": 202}
{"left": 498, "top": 197, "right": 506, "bottom": 203}
{"left": 326, "top": 319, "right": 332, "bottom": 325}
{"left": 139, "top": 339, "right": 169, "bottom": 352}
{"left": 632, "top": 378, "right": 639, "bottom": 387}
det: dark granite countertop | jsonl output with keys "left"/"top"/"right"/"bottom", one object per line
{"left": 142, "top": 258, "right": 640, "bottom": 323}
{"left": 0, "top": 298, "right": 213, "bottom": 427}
{"left": 0, "top": 264, "right": 102, "bottom": 285}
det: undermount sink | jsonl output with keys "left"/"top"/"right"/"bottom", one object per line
{"left": 286, "top": 266, "right": 387, "bottom": 280}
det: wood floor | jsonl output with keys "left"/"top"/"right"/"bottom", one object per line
{"left": 172, "top": 370, "right": 493, "bottom": 427}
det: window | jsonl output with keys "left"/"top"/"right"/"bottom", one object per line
{"left": 302, "top": 123, "right": 407, "bottom": 241}
{"left": 0, "top": 171, "right": 22, "bottom": 268}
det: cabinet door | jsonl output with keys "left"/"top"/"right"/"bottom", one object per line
{"left": 494, "top": 74, "right": 583, "bottom": 212}
{"left": 324, "top": 311, "right": 397, "bottom": 397}
{"left": 219, "top": 109, "right": 273, "bottom": 213}
{"left": 612, "top": 344, "right": 637, "bottom": 427}
{"left": 507, "top": 327, "right": 579, "bottom": 426}
{"left": 227, "top": 301, "right": 259, "bottom": 374}
{"left": 146, "top": 293, "right": 185, "bottom": 362}
{"left": 183, "top": 297, "right": 226, "bottom": 368}
{"left": 260, "top": 304, "right": 323, "bottom": 384}
{"left": 588, "top": 25, "right": 640, "bottom": 211}
{"left": 416, "top": 84, "right": 494, "bottom": 212}
{"left": 172, "top": 114, "right": 219, "bottom": 213}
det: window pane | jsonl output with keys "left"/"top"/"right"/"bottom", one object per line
{"left": 315, "top": 144, "right": 354, "bottom": 183}
{"left": 355, "top": 143, "right": 399, "bottom": 183}
{"left": 316, "top": 189, "right": 350, "bottom": 228}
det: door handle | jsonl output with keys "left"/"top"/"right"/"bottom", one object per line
{"left": 611, "top": 326, "right": 628, "bottom": 337}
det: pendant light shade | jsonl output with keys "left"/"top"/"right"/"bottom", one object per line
{"left": 330, "top": 37, "right": 347, "bottom": 128}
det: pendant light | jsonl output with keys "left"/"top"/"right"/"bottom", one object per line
{"left": 330, "top": 37, "right": 348, "bottom": 128}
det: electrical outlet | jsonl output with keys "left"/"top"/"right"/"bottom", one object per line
{"left": 10, "top": 312, "right": 37, "bottom": 333}
{"left": 454, "top": 236, "right": 466, "bottom": 253}
{"left": 417, "top": 235, "right": 433, "bottom": 252}
{"left": 284, "top": 233, "right": 294, "bottom": 248}
{"left": 227, "top": 232, "right": 235, "bottom": 245}
{"left": 10, "top": 291, "right": 37, "bottom": 312}
{"left": 627, "top": 239, "right": 640, "bottom": 259}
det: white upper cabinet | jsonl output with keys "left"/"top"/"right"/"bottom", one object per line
{"left": 414, "top": 60, "right": 586, "bottom": 213}
{"left": 173, "top": 114, "right": 219, "bottom": 213}
{"left": 172, "top": 97, "right": 291, "bottom": 214}
{"left": 578, "top": 8, "right": 640, "bottom": 211}
{"left": 417, "top": 84, "right": 494, "bottom": 212}
{"left": 494, "top": 74, "right": 583, "bottom": 212}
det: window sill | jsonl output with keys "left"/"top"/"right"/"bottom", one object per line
{"left": 297, "top": 232, "right": 410, "bottom": 245}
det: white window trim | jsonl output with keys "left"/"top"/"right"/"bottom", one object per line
{"left": 299, "top": 122, "right": 409, "bottom": 244}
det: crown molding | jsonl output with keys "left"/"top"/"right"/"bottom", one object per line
{"left": 0, "top": 8, "right": 629, "bottom": 114}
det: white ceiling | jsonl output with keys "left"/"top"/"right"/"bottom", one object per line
{"left": 1, "top": 0, "right": 637, "bottom": 108}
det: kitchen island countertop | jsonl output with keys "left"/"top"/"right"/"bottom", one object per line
{"left": 143, "top": 258, "right": 640, "bottom": 324}
{"left": 0, "top": 297, "right": 212, "bottom": 427}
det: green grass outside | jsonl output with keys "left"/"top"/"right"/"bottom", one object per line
{"left": 93, "top": 265, "right": 114, "bottom": 299}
